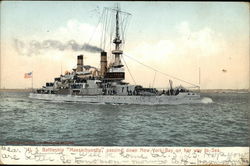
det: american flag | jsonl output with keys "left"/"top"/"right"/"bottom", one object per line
{"left": 24, "top": 72, "right": 32, "bottom": 78}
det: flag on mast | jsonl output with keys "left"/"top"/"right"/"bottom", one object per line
{"left": 24, "top": 72, "right": 33, "bottom": 79}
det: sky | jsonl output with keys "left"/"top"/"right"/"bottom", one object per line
{"left": 0, "top": 1, "right": 249, "bottom": 89}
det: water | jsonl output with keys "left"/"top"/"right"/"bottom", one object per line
{"left": 0, "top": 92, "right": 249, "bottom": 146}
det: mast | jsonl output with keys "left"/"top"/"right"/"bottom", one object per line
{"left": 199, "top": 67, "right": 201, "bottom": 85}
{"left": 112, "top": 4, "right": 123, "bottom": 67}
{"left": 104, "top": 4, "right": 131, "bottom": 81}
{"left": 115, "top": 7, "right": 120, "bottom": 46}
{"left": 31, "top": 71, "right": 33, "bottom": 91}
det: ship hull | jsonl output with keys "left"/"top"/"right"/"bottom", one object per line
{"left": 29, "top": 93, "right": 202, "bottom": 105}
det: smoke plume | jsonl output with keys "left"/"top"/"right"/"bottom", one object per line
{"left": 13, "top": 38, "right": 103, "bottom": 56}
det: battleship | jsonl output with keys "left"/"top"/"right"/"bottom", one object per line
{"left": 29, "top": 5, "right": 204, "bottom": 105}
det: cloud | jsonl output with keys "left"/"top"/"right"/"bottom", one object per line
{"left": 130, "top": 21, "right": 227, "bottom": 61}
{"left": 177, "top": 21, "right": 190, "bottom": 36}
{"left": 176, "top": 21, "right": 227, "bottom": 57}
{"left": 54, "top": 19, "right": 100, "bottom": 42}
{"left": 127, "top": 40, "right": 176, "bottom": 70}
{"left": 125, "top": 21, "right": 248, "bottom": 89}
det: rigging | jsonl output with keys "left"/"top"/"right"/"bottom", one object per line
{"left": 123, "top": 53, "right": 200, "bottom": 88}
{"left": 121, "top": 55, "right": 136, "bottom": 85}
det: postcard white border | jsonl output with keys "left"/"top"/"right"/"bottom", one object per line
{"left": 0, "top": 146, "right": 249, "bottom": 165}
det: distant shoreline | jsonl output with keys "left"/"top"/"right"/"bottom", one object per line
{"left": 197, "top": 89, "right": 249, "bottom": 93}
{"left": 0, "top": 89, "right": 34, "bottom": 92}
{"left": 0, "top": 88, "right": 249, "bottom": 93}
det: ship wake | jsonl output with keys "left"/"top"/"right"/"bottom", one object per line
{"left": 201, "top": 97, "right": 213, "bottom": 104}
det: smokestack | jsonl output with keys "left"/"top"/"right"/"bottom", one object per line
{"left": 76, "top": 55, "right": 83, "bottom": 72}
{"left": 100, "top": 51, "right": 107, "bottom": 77}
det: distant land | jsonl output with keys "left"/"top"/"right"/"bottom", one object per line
{"left": 0, "top": 89, "right": 34, "bottom": 92}
{"left": 0, "top": 88, "right": 249, "bottom": 93}
{"left": 197, "top": 89, "right": 249, "bottom": 93}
